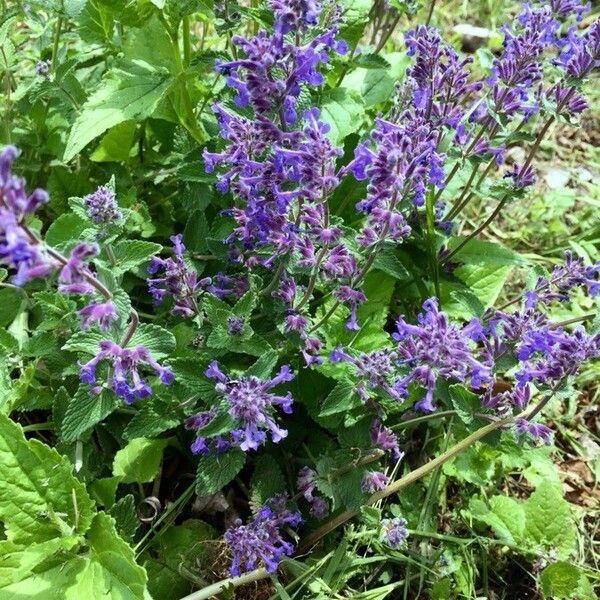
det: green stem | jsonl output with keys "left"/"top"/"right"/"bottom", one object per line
{"left": 22, "top": 421, "right": 54, "bottom": 433}
{"left": 182, "top": 16, "right": 191, "bottom": 66}
{"left": 51, "top": 17, "right": 63, "bottom": 71}
{"left": 179, "top": 569, "right": 269, "bottom": 600}
{"left": 297, "top": 414, "right": 512, "bottom": 553}
{"left": 391, "top": 410, "right": 457, "bottom": 430}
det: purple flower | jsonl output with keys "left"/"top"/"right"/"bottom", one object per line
{"left": 35, "top": 59, "right": 51, "bottom": 76}
{"left": 78, "top": 300, "right": 117, "bottom": 331}
{"left": 83, "top": 185, "right": 122, "bottom": 225}
{"left": 204, "top": 361, "right": 294, "bottom": 451}
{"left": 361, "top": 471, "right": 389, "bottom": 493}
{"left": 381, "top": 517, "right": 409, "bottom": 549}
{"left": 79, "top": 340, "right": 174, "bottom": 403}
{"left": 393, "top": 298, "right": 492, "bottom": 412}
{"left": 148, "top": 235, "right": 211, "bottom": 317}
{"left": 515, "top": 417, "right": 553, "bottom": 444}
{"left": 504, "top": 163, "right": 536, "bottom": 188}
{"left": 334, "top": 285, "right": 366, "bottom": 331}
{"left": 227, "top": 315, "right": 245, "bottom": 335}
{"left": 0, "top": 146, "right": 56, "bottom": 285}
{"left": 224, "top": 497, "right": 302, "bottom": 576}
{"left": 371, "top": 419, "right": 404, "bottom": 461}
{"left": 58, "top": 243, "right": 98, "bottom": 295}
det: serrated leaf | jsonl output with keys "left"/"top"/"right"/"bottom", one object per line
{"left": 124, "top": 397, "right": 181, "bottom": 440}
{"left": 65, "top": 512, "right": 148, "bottom": 599}
{"left": 109, "top": 495, "right": 139, "bottom": 541}
{"left": 540, "top": 562, "right": 591, "bottom": 600}
{"left": 448, "top": 384, "right": 481, "bottom": 425}
{"left": 129, "top": 323, "right": 176, "bottom": 359}
{"left": 61, "top": 387, "right": 120, "bottom": 443}
{"left": 251, "top": 454, "right": 286, "bottom": 505}
{"left": 111, "top": 240, "right": 163, "bottom": 275}
{"left": 319, "top": 88, "right": 364, "bottom": 144}
{"left": 62, "top": 330, "right": 105, "bottom": 355}
{"left": 195, "top": 449, "right": 246, "bottom": 495}
{"left": 64, "top": 63, "right": 174, "bottom": 161}
{"left": 44, "top": 214, "right": 91, "bottom": 249}
{"left": 447, "top": 238, "right": 524, "bottom": 266}
{"left": 373, "top": 250, "right": 410, "bottom": 280}
{"left": 319, "top": 379, "right": 359, "bottom": 417}
{"left": 113, "top": 437, "right": 169, "bottom": 483}
{"left": 244, "top": 350, "right": 279, "bottom": 379}
{"left": 0, "top": 413, "right": 94, "bottom": 544}
{"left": 524, "top": 481, "right": 576, "bottom": 559}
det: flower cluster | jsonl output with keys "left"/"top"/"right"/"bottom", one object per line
{"left": 0, "top": 145, "right": 55, "bottom": 285}
{"left": 148, "top": 235, "right": 211, "bottom": 317}
{"left": 186, "top": 361, "right": 294, "bottom": 453}
{"left": 79, "top": 340, "right": 174, "bottom": 403}
{"left": 224, "top": 496, "right": 302, "bottom": 576}
{"left": 83, "top": 184, "right": 122, "bottom": 225}
{"left": 380, "top": 517, "right": 409, "bottom": 549}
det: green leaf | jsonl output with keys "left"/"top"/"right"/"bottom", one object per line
{"left": 244, "top": 350, "right": 279, "bottom": 379}
{"left": 0, "top": 413, "right": 94, "bottom": 544}
{"left": 111, "top": 240, "right": 163, "bottom": 275}
{"left": 195, "top": 448, "right": 246, "bottom": 495}
{"left": 129, "top": 323, "right": 176, "bottom": 359}
{"left": 251, "top": 454, "right": 286, "bottom": 505}
{"left": 319, "top": 88, "right": 364, "bottom": 144}
{"left": 319, "top": 379, "right": 359, "bottom": 417}
{"left": 448, "top": 384, "right": 481, "bottom": 425}
{"left": 61, "top": 387, "right": 120, "bottom": 443}
{"left": 447, "top": 238, "right": 524, "bottom": 266}
{"left": 113, "top": 437, "right": 169, "bottom": 483}
{"left": 124, "top": 397, "right": 181, "bottom": 440}
{"left": 65, "top": 512, "right": 149, "bottom": 599}
{"left": 183, "top": 210, "right": 210, "bottom": 253}
{"left": 540, "top": 562, "right": 592, "bottom": 600}
{"left": 469, "top": 496, "right": 525, "bottom": 546}
{"left": 44, "top": 214, "right": 91, "bottom": 249}
{"left": 109, "top": 494, "right": 139, "bottom": 541}
{"left": 524, "top": 481, "right": 576, "bottom": 559}
{"left": 62, "top": 330, "right": 105, "bottom": 355}
{"left": 64, "top": 63, "right": 174, "bottom": 161}
{"left": 373, "top": 250, "right": 410, "bottom": 280}
{"left": 90, "top": 121, "right": 137, "bottom": 163}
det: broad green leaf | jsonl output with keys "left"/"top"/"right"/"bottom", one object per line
{"left": 540, "top": 562, "right": 593, "bottom": 600}
{"left": 62, "top": 330, "right": 105, "bottom": 355}
{"left": 319, "top": 88, "right": 364, "bottom": 144}
{"left": 64, "top": 63, "right": 173, "bottom": 161}
{"left": 122, "top": 15, "right": 177, "bottom": 72}
{"left": 448, "top": 384, "right": 481, "bottom": 425}
{"left": 447, "top": 238, "right": 524, "bottom": 266}
{"left": 113, "top": 437, "right": 169, "bottom": 483}
{"left": 469, "top": 496, "right": 526, "bottom": 546}
{"left": 44, "top": 214, "right": 91, "bottom": 249}
{"left": 124, "top": 397, "right": 181, "bottom": 440}
{"left": 61, "top": 387, "right": 120, "bottom": 443}
{"left": 65, "top": 513, "right": 149, "bottom": 600}
{"left": 129, "top": 323, "right": 176, "bottom": 359}
{"left": 111, "top": 240, "right": 163, "bottom": 275}
{"left": 524, "top": 481, "right": 576, "bottom": 559}
{"left": 0, "top": 413, "right": 94, "bottom": 544}
{"left": 319, "top": 379, "right": 360, "bottom": 417}
{"left": 251, "top": 454, "right": 286, "bottom": 505}
{"left": 244, "top": 349, "right": 280, "bottom": 379}
{"left": 90, "top": 121, "right": 137, "bottom": 163}
{"left": 109, "top": 495, "right": 139, "bottom": 541}
{"left": 195, "top": 448, "right": 245, "bottom": 495}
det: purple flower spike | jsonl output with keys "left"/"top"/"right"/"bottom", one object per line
{"left": 224, "top": 497, "right": 302, "bottom": 576}
{"left": 147, "top": 234, "right": 211, "bottom": 317}
{"left": 79, "top": 340, "right": 174, "bottom": 403}
{"left": 83, "top": 185, "right": 122, "bottom": 225}
{"left": 361, "top": 471, "right": 389, "bottom": 493}
{"left": 58, "top": 243, "right": 99, "bottom": 295}
{"left": 381, "top": 517, "right": 409, "bottom": 549}
{"left": 78, "top": 300, "right": 117, "bottom": 331}
{"left": 0, "top": 146, "right": 56, "bottom": 285}
{"left": 202, "top": 361, "right": 295, "bottom": 452}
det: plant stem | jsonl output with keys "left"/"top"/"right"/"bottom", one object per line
{"left": 51, "top": 17, "right": 63, "bottom": 71}
{"left": 179, "top": 569, "right": 269, "bottom": 600}
{"left": 425, "top": 0, "right": 437, "bottom": 25}
{"left": 182, "top": 16, "right": 191, "bottom": 66}
{"left": 22, "top": 421, "right": 54, "bottom": 433}
{"left": 391, "top": 410, "right": 457, "bottom": 430}
{"left": 297, "top": 414, "right": 512, "bottom": 553}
